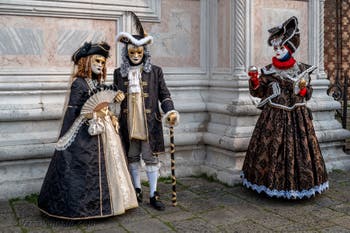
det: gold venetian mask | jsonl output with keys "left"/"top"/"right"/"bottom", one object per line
{"left": 127, "top": 44, "right": 144, "bottom": 65}
{"left": 91, "top": 55, "right": 106, "bottom": 75}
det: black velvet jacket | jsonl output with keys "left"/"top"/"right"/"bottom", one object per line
{"left": 113, "top": 65, "right": 175, "bottom": 155}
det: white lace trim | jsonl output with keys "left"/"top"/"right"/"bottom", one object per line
{"left": 241, "top": 172, "right": 329, "bottom": 199}
{"left": 55, "top": 115, "right": 87, "bottom": 151}
{"left": 128, "top": 66, "right": 142, "bottom": 94}
{"left": 86, "top": 78, "right": 98, "bottom": 89}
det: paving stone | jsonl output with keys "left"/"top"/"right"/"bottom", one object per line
{"left": 156, "top": 210, "right": 195, "bottom": 222}
{"left": 142, "top": 202, "right": 183, "bottom": 217}
{"left": 18, "top": 215, "right": 51, "bottom": 228}
{"left": 25, "top": 227, "right": 53, "bottom": 233}
{"left": 273, "top": 222, "right": 318, "bottom": 232}
{"left": 12, "top": 201, "right": 41, "bottom": 218}
{"left": 329, "top": 203, "right": 350, "bottom": 215}
{"left": 329, "top": 215, "right": 350, "bottom": 229}
{"left": 175, "top": 190, "right": 201, "bottom": 203}
{"left": 0, "top": 226, "right": 23, "bottom": 233}
{"left": 206, "top": 193, "right": 247, "bottom": 207}
{"left": 315, "top": 196, "right": 343, "bottom": 208}
{"left": 2, "top": 171, "right": 350, "bottom": 232}
{"left": 320, "top": 226, "right": 350, "bottom": 233}
{"left": 176, "top": 177, "right": 208, "bottom": 188}
{"left": 51, "top": 229, "right": 84, "bottom": 233}
{"left": 230, "top": 186, "right": 266, "bottom": 203}
{"left": 91, "top": 227, "right": 127, "bottom": 233}
{"left": 78, "top": 217, "right": 120, "bottom": 232}
{"left": 0, "top": 213, "right": 18, "bottom": 227}
{"left": 0, "top": 201, "right": 14, "bottom": 214}
{"left": 224, "top": 202, "right": 265, "bottom": 221}
{"left": 188, "top": 183, "right": 228, "bottom": 196}
{"left": 172, "top": 218, "right": 219, "bottom": 233}
{"left": 326, "top": 189, "right": 350, "bottom": 203}
{"left": 178, "top": 196, "right": 220, "bottom": 213}
{"left": 198, "top": 209, "right": 245, "bottom": 226}
{"left": 180, "top": 178, "right": 231, "bottom": 194}
{"left": 289, "top": 214, "right": 335, "bottom": 230}
{"left": 328, "top": 170, "right": 348, "bottom": 181}
{"left": 259, "top": 195, "right": 319, "bottom": 208}
{"left": 157, "top": 178, "right": 188, "bottom": 194}
{"left": 157, "top": 182, "right": 186, "bottom": 196}
{"left": 174, "top": 183, "right": 193, "bottom": 192}
{"left": 266, "top": 202, "right": 322, "bottom": 220}
{"left": 44, "top": 218, "right": 86, "bottom": 232}
{"left": 251, "top": 212, "right": 293, "bottom": 229}
{"left": 139, "top": 184, "right": 175, "bottom": 203}
{"left": 115, "top": 207, "right": 149, "bottom": 225}
{"left": 121, "top": 217, "right": 172, "bottom": 233}
{"left": 308, "top": 207, "right": 345, "bottom": 219}
{"left": 193, "top": 187, "right": 231, "bottom": 200}
{"left": 217, "top": 220, "right": 270, "bottom": 233}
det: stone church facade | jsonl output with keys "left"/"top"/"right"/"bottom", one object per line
{"left": 0, "top": 0, "right": 349, "bottom": 199}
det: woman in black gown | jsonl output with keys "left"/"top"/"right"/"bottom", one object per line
{"left": 242, "top": 17, "right": 328, "bottom": 199}
{"left": 38, "top": 42, "right": 138, "bottom": 220}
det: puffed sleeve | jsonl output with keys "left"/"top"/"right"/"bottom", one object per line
{"left": 59, "top": 78, "right": 86, "bottom": 137}
{"left": 249, "top": 75, "right": 269, "bottom": 98}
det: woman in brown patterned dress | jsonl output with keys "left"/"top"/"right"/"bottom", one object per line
{"left": 241, "top": 16, "right": 328, "bottom": 199}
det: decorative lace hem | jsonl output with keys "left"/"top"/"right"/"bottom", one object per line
{"left": 55, "top": 115, "right": 87, "bottom": 151}
{"left": 241, "top": 172, "right": 329, "bottom": 199}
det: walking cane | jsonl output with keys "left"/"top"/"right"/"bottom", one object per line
{"left": 169, "top": 125, "right": 177, "bottom": 206}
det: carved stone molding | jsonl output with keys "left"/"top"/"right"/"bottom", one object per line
{"left": 232, "top": 0, "right": 248, "bottom": 77}
{"left": 0, "top": 0, "right": 161, "bottom": 21}
{"left": 309, "top": 0, "right": 327, "bottom": 79}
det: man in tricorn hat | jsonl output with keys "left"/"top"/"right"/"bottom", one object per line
{"left": 114, "top": 12, "right": 179, "bottom": 211}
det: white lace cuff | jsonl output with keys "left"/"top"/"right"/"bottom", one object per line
{"left": 162, "top": 110, "right": 180, "bottom": 128}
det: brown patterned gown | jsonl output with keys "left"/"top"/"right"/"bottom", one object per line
{"left": 241, "top": 62, "right": 328, "bottom": 199}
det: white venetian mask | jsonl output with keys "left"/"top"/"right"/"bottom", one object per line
{"left": 273, "top": 45, "right": 289, "bottom": 60}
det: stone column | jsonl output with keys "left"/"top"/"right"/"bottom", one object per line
{"left": 203, "top": 0, "right": 255, "bottom": 185}
{"left": 309, "top": 0, "right": 327, "bottom": 79}
{"left": 233, "top": 0, "right": 248, "bottom": 78}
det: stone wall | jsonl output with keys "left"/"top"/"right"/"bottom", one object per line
{"left": 0, "top": 0, "right": 349, "bottom": 199}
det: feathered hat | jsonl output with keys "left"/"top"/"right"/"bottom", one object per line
{"left": 267, "top": 16, "right": 300, "bottom": 53}
{"left": 72, "top": 41, "right": 110, "bottom": 65}
{"left": 116, "top": 11, "right": 153, "bottom": 46}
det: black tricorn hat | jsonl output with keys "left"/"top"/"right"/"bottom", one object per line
{"left": 72, "top": 41, "right": 110, "bottom": 64}
{"left": 116, "top": 12, "right": 153, "bottom": 46}
{"left": 267, "top": 16, "right": 300, "bottom": 53}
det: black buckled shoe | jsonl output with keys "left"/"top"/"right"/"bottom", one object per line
{"left": 150, "top": 191, "right": 165, "bottom": 211}
{"left": 135, "top": 188, "right": 143, "bottom": 203}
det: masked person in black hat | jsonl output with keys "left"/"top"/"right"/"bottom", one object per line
{"left": 241, "top": 16, "right": 328, "bottom": 199}
{"left": 38, "top": 42, "right": 138, "bottom": 219}
{"left": 114, "top": 12, "right": 179, "bottom": 211}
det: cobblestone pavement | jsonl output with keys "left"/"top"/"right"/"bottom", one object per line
{"left": 1, "top": 170, "right": 350, "bottom": 233}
